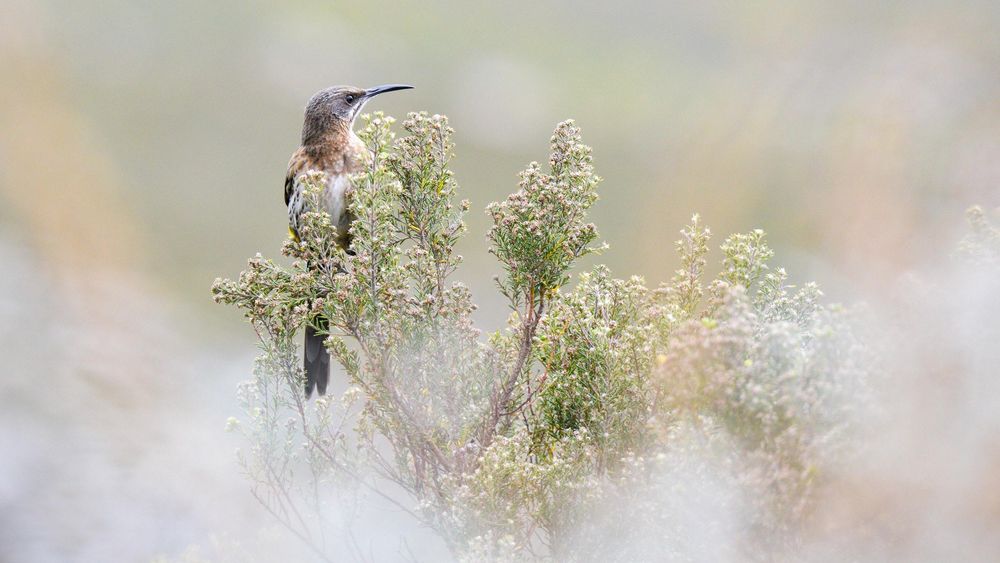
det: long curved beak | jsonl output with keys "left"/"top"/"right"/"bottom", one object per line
{"left": 364, "top": 84, "right": 414, "bottom": 98}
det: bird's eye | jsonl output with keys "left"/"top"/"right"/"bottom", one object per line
{"left": 345, "top": 94, "right": 355, "bottom": 103}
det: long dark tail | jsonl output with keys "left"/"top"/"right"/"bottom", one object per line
{"left": 304, "top": 318, "right": 330, "bottom": 398}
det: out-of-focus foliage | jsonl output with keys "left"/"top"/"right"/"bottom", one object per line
{"left": 956, "top": 205, "right": 1000, "bottom": 267}
{"left": 213, "top": 114, "right": 874, "bottom": 561}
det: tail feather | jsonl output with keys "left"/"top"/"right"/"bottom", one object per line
{"left": 304, "top": 321, "right": 330, "bottom": 398}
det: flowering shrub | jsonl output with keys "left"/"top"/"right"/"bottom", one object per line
{"left": 213, "top": 113, "right": 874, "bottom": 561}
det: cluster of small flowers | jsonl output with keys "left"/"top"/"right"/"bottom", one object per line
{"left": 534, "top": 266, "right": 658, "bottom": 464}
{"left": 487, "top": 120, "right": 602, "bottom": 301}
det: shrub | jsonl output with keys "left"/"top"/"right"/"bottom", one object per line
{"left": 212, "top": 113, "right": 872, "bottom": 560}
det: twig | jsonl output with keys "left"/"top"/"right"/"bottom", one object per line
{"left": 251, "top": 488, "right": 335, "bottom": 563}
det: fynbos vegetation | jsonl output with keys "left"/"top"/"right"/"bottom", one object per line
{"left": 213, "top": 113, "right": 875, "bottom": 561}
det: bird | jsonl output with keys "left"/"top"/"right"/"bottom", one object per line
{"left": 285, "top": 84, "right": 413, "bottom": 397}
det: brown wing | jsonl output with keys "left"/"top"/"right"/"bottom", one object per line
{"left": 285, "top": 147, "right": 309, "bottom": 206}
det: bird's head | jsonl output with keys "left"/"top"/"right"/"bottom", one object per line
{"left": 301, "top": 84, "right": 413, "bottom": 145}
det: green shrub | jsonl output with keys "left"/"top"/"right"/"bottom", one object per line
{"left": 212, "top": 113, "right": 873, "bottom": 560}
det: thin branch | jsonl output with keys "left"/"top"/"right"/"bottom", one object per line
{"left": 251, "top": 488, "right": 335, "bottom": 563}
{"left": 481, "top": 295, "right": 545, "bottom": 450}
{"left": 305, "top": 431, "right": 424, "bottom": 522}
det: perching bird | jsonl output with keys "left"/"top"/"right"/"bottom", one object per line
{"left": 285, "top": 84, "right": 413, "bottom": 397}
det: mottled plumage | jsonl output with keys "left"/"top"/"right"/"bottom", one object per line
{"left": 285, "top": 134, "right": 367, "bottom": 250}
{"left": 286, "top": 84, "right": 412, "bottom": 397}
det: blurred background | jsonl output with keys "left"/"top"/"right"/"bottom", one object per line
{"left": 1, "top": 0, "right": 997, "bottom": 560}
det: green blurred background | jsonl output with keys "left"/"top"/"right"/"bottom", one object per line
{"left": 1, "top": 0, "right": 997, "bottom": 560}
